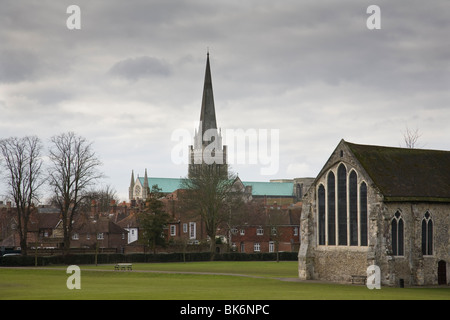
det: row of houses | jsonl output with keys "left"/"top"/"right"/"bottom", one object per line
{"left": 0, "top": 185, "right": 302, "bottom": 255}
{"left": 0, "top": 201, "right": 128, "bottom": 253}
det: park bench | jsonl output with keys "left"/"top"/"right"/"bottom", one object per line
{"left": 351, "top": 275, "right": 367, "bottom": 285}
{"left": 114, "top": 263, "right": 132, "bottom": 271}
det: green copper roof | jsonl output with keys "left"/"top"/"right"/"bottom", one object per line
{"left": 242, "top": 181, "right": 294, "bottom": 197}
{"left": 138, "top": 177, "right": 183, "bottom": 193}
{"left": 138, "top": 177, "right": 294, "bottom": 197}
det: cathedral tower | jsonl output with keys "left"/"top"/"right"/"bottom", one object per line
{"left": 189, "top": 52, "right": 227, "bottom": 177}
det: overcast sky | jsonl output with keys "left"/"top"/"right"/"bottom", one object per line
{"left": 1, "top": 0, "right": 449, "bottom": 201}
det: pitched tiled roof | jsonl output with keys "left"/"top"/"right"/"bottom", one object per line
{"left": 346, "top": 141, "right": 450, "bottom": 202}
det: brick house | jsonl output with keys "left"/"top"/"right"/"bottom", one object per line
{"left": 1, "top": 202, "right": 128, "bottom": 253}
{"left": 230, "top": 202, "right": 301, "bottom": 254}
{"left": 71, "top": 215, "right": 128, "bottom": 251}
{"left": 162, "top": 189, "right": 207, "bottom": 248}
{"left": 0, "top": 204, "right": 64, "bottom": 249}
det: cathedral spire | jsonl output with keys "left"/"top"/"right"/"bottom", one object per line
{"left": 199, "top": 51, "right": 217, "bottom": 139}
{"left": 189, "top": 52, "right": 227, "bottom": 178}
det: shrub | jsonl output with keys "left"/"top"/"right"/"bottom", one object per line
{"left": 0, "top": 251, "right": 297, "bottom": 266}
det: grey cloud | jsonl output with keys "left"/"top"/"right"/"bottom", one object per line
{"left": 0, "top": 50, "right": 40, "bottom": 83}
{"left": 28, "top": 89, "right": 73, "bottom": 106}
{"left": 0, "top": 0, "right": 449, "bottom": 199}
{"left": 109, "top": 56, "right": 172, "bottom": 81}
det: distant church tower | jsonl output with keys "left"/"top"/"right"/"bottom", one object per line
{"left": 189, "top": 52, "right": 227, "bottom": 177}
{"left": 129, "top": 170, "right": 135, "bottom": 200}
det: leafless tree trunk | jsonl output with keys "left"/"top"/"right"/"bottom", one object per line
{"left": 0, "top": 136, "right": 44, "bottom": 256}
{"left": 47, "top": 132, "right": 103, "bottom": 254}
{"left": 267, "top": 207, "right": 286, "bottom": 263}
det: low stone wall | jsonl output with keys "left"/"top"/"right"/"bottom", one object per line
{"left": 314, "top": 248, "right": 368, "bottom": 282}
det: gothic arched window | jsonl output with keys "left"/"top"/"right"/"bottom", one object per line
{"left": 134, "top": 185, "right": 141, "bottom": 198}
{"left": 359, "top": 182, "right": 368, "bottom": 246}
{"left": 391, "top": 211, "right": 404, "bottom": 256}
{"left": 327, "top": 171, "right": 336, "bottom": 245}
{"left": 349, "top": 170, "right": 358, "bottom": 246}
{"left": 337, "top": 164, "right": 347, "bottom": 245}
{"left": 421, "top": 212, "right": 433, "bottom": 256}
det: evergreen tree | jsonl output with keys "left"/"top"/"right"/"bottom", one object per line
{"left": 138, "top": 185, "right": 170, "bottom": 253}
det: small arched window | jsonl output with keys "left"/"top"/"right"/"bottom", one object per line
{"left": 391, "top": 211, "right": 404, "bottom": 256}
{"left": 421, "top": 212, "right": 433, "bottom": 256}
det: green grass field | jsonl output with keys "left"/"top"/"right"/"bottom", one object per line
{"left": 0, "top": 261, "right": 449, "bottom": 300}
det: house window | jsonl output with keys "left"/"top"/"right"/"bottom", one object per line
{"left": 254, "top": 243, "right": 261, "bottom": 252}
{"left": 294, "top": 227, "right": 299, "bottom": 236}
{"left": 391, "top": 211, "right": 404, "bottom": 256}
{"left": 318, "top": 184, "right": 326, "bottom": 245}
{"left": 86, "top": 233, "right": 90, "bottom": 240}
{"left": 337, "top": 164, "right": 347, "bottom": 245}
{"left": 269, "top": 241, "right": 275, "bottom": 253}
{"left": 256, "top": 227, "right": 264, "bottom": 235}
{"left": 189, "top": 222, "right": 196, "bottom": 240}
{"left": 97, "top": 233, "right": 104, "bottom": 240}
{"left": 240, "top": 229, "right": 245, "bottom": 236}
{"left": 327, "top": 171, "right": 336, "bottom": 245}
{"left": 170, "top": 225, "right": 176, "bottom": 237}
{"left": 421, "top": 212, "right": 433, "bottom": 256}
{"left": 183, "top": 223, "right": 188, "bottom": 233}
{"left": 271, "top": 227, "right": 277, "bottom": 236}
{"left": 360, "top": 182, "right": 368, "bottom": 246}
{"left": 349, "top": 170, "right": 358, "bottom": 246}
{"left": 72, "top": 233, "right": 79, "bottom": 240}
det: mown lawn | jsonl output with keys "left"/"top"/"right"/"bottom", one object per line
{"left": 0, "top": 261, "right": 449, "bottom": 300}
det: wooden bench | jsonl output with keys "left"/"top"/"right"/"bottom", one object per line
{"left": 351, "top": 275, "right": 367, "bottom": 285}
{"left": 114, "top": 263, "right": 132, "bottom": 271}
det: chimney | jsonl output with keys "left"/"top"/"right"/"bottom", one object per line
{"left": 91, "top": 199, "right": 97, "bottom": 218}
{"left": 110, "top": 200, "right": 117, "bottom": 213}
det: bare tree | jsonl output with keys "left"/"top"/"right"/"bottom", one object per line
{"left": 0, "top": 136, "right": 44, "bottom": 255}
{"left": 47, "top": 132, "right": 103, "bottom": 253}
{"left": 78, "top": 184, "right": 120, "bottom": 214}
{"left": 403, "top": 126, "right": 422, "bottom": 149}
{"left": 181, "top": 165, "right": 244, "bottom": 256}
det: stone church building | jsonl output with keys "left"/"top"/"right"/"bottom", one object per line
{"left": 298, "top": 139, "right": 449, "bottom": 286}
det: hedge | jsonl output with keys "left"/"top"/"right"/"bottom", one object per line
{"left": 0, "top": 251, "right": 298, "bottom": 266}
